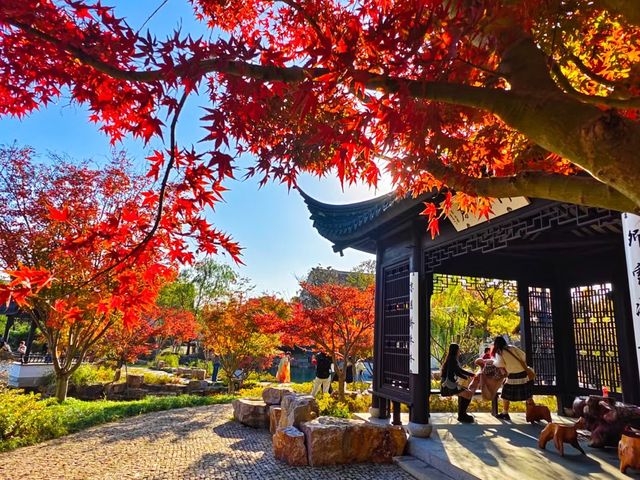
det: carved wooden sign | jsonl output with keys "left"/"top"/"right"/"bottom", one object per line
{"left": 621, "top": 212, "right": 640, "bottom": 386}
{"left": 448, "top": 197, "right": 530, "bottom": 232}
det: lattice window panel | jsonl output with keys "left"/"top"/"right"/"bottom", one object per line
{"left": 433, "top": 274, "right": 517, "bottom": 296}
{"left": 381, "top": 262, "right": 411, "bottom": 392}
{"left": 425, "top": 205, "right": 621, "bottom": 271}
{"left": 528, "top": 287, "right": 556, "bottom": 387}
{"left": 571, "top": 283, "right": 622, "bottom": 393}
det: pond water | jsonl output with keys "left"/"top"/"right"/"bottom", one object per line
{"left": 268, "top": 361, "right": 373, "bottom": 383}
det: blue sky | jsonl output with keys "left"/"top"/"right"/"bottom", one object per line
{"left": 0, "top": 1, "right": 390, "bottom": 298}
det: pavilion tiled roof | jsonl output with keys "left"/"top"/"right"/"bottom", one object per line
{"left": 298, "top": 188, "right": 435, "bottom": 253}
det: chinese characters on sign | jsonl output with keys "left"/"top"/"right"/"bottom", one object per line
{"left": 621, "top": 213, "right": 640, "bottom": 383}
{"left": 409, "top": 272, "right": 420, "bottom": 374}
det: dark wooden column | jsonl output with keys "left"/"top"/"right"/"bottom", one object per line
{"left": 613, "top": 270, "right": 640, "bottom": 405}
{"left": 550, "top": 278, "right": 577, "bottom": 413}
{"left": 408, "top": 225, "right": 432, "bottom": 435}
{"left": 371, "top": 244, "right": 387, "bottom": 418}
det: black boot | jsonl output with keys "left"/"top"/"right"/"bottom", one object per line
{"left": 457, "top": 397, "right": 474, "bottom": 423}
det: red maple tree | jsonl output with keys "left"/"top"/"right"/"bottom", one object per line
{"left": 283, "top": 282, "right": 375, "bottom": 399}
{"left": 0, "top": 146, "right": 220, "bottom": 400}
{"left": 1, "top": 1, "right": 639, "bottom": 238}
{"left": 152, "top": 306, "right": 200, "bottom": 355}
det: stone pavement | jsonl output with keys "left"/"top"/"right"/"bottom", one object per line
{"left": 0, "top": 403, "right": 413, "bottom": 480}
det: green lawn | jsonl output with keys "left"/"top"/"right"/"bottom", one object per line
{"left": 0, "top": 388, "right": 235, "bottom": 452}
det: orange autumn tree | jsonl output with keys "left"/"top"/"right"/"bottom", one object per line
{"left": 287, "top": 282, "right": 375, "bottom": 400}
{"left": 2, "top": 2, "right": 640, "bottom": 235}
{"left": 201, "top": 294, "right": 290, "bottom": 393}
{"left": 0, "top": 146, "right": 234, "bottom": 401}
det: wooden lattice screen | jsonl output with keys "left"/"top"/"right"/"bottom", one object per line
{"left": 528, "top": 287, "right": 557, "bottom": 387}
{"left": 571, "top": 283, "right": 622, "bottom": 394}
{"left": 381, "top": 262, "right": 411, "bottom": 393}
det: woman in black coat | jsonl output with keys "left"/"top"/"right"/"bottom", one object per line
{"left": 440, "top": 343, "right": 475, "bottom": 423}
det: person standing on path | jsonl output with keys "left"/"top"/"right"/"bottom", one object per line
{"left": 311, "top": 351, "right": 332, "bottom": 396}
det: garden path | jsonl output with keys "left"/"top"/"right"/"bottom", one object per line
{"left": 0, "top": 403, "right": 412, "bottom": 480}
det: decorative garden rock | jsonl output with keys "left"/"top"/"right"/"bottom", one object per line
{"left": 269, "top": 406, "right": 282, "bottom": 434}
{"left": 73, "top": 383, "right": 105, "bottom": 401}
{"left": 192, "top": 369, "right": 206, "bottom": 381}
{"left": 273, "top": 426, "right": 308, "bottom": 466}
{"left": 126, "top": 374, "right": 144, "bottom": 388}
{"left": 232, "top": 398, "right": 269, "bottom": 429}
{"left": 262, "top": 386, "right": 294, "bottom": 405}
{"left": 300, "top": 416, "right": 407, "bottom": 466}
{"left": 278, "top": 394, "right": 319, "bottom": 429}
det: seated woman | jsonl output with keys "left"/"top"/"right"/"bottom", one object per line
{"left": 492, "top": 335, "right": 533, "bottom": 420}
{"left": 441, "top": 343, "right": 475, "bottom": 423}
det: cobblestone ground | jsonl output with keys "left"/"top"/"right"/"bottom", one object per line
{"left": 0, "top": 403, "right": 413, "bottom": 480}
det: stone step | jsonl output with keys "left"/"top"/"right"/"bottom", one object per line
{"left": 393, "top": 456, "right": 456, "bottom": 480}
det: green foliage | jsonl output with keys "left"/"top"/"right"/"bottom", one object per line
{"left": 156, "top": 352, "right": 180, "bottom": 368}
{"left": 69, "top": 365, "right": 116, "bottom": 387}
{"left": 0, "top": 389, "right": 235, "bottom": 452}
{"left": 316, "top": 394, "right": 351, "bottom": 418}
{"left": 431, "top": 276, "right": 520, "bottom": 364}
{"left": 142, "top": 372, "right": 182, "bottom": 385}
{"left": 157, "top": 278, "right": 196, "bottom": 312}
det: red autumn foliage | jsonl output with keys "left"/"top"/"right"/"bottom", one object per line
{"left": 0, "top": 146, "right": 202, "bottom": 400}
{"left": 283, "top": 282, "right": 374, "bottom": 398}
{"left": 1, "top": 0, "right": 640, "bottom": 240}
{"left": 152, "top": 306, "right": 200, "bottom": 353}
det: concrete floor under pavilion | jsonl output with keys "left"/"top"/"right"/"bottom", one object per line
{"left": 354, "top": 412, "right": 636, "bottom": 480}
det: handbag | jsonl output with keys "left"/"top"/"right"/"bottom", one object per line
{"left": 504, "top": 347, "right": 536, "bottom": 381}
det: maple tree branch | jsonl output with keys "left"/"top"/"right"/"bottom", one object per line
{"left": 550, "top": 61, "right": 640, "bottom": 109}
{"left": 566, "top": 54, "right": 620, "bottom": 89}
{"left": 79, "top": 91, "right": 189, "bottom": 286}
{"left": 8, "top": 18, "right": 510, "bottom": 112}
{"left": 419, "top": 157, "right": 639, "bottom": 213}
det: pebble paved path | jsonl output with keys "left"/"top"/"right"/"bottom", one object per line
{"left": 0, "top": 403, "right": 413, "bottom": 480}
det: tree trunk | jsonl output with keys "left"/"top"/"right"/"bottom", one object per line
{"left": 55, "top": 373, "right": 70, "bottom": 402}
{"left": 337, "top": 370, "right": 346, "bottom": 402}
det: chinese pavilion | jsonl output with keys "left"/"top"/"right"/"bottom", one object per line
{"left": 300, "top": 189, "right": 640, "bottom": 436}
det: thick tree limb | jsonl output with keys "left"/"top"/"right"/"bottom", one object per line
{"left": 420, "top": 158, "right": 639, "bottom": 213}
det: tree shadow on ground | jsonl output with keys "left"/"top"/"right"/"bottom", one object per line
{"left": 48, "top": 407, "right": 222, "bottom": 447}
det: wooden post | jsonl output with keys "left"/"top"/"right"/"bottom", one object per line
{"left": 408, "top": 225, "right": 433, "bottom": 437}
{"left": 392, "top": 401, "right": 402, "bottom": 425}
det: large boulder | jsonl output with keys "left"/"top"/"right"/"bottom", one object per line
{"left": 233, "top": 399, "right": 269, "bottom": 429}
{"left": 279, "top": 394, "right": 319, "bottom": 429}
{"left": 300, "top": 416, "right": 407, "bottom": 466}
{"left": 269, "top": 406, "right": 283, "bottom": 434}
{"left": 273, "top": 426, "right": 308, "bottom": 466}
{"left": 262, "top": 386, "right": 294, "bottom": 405}
{"left": 192, "top": 369, "right": 207, "bottom": 381}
